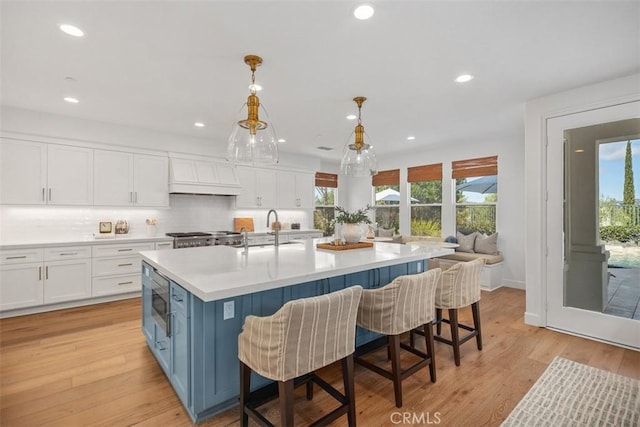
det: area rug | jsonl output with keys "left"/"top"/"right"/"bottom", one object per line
{"left": 502, "top": 356, "right": 639, "bottom": 426}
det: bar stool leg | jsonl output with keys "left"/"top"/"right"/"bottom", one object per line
{"left": 239, "top": 361, "right": 251, "bottom": 427}
{"left": 471, "top": 301, "right": 483, "bottom": 350}
{"left": 278, "top": 379, "right": 295, "bottom": 427}
{"left": 389, "top": 334, "right": 403, "bottom": 408}
{"left": 436, "top": 308, "right": 443, "bottom": 335}
{"left": 449, "top": 309, "right": 461, "bottom": 366}
{"left": 342, "top": 354, "right": 356, "bottom": 426}
{"left": 424, "top": 323, "right": 436, "bottom": 382}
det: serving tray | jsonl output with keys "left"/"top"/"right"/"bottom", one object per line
{"left": 316, "top": 241, "right": 374, "bottom": 251}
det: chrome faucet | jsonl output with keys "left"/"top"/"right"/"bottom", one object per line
{"left": 240, "top": 226, "right": 249, "bottom": 251}
{"left": 266, "top": 209, "right": 279, "bottom": 246}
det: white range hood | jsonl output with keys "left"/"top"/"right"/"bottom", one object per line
{"left": 169, "top": 156, "right": 241, "bottom": 195}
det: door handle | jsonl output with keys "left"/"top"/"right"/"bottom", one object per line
{"left": 42, "top": 187, "right": 45, "bottom": 201}
{"left": 39, "top": 266, "right": 42, "bottom": 280}
{"left": 118, "top": 263, "right": 133, "bottom": 267}
{"left": 117, "top": 248, "right": 133, "bottom": 252}
{"left": 48, "top": 188, "right": 52, "bottom": 201}
{"left": 45, "top": 266, "right": 49, "bottom": 280}
{"left": 134, "top": 192, "right": 138, "bottom": 203}
{"left": 6, "top": 255, "right": 27, "bottom": 260}
{"left": 117, "top": 281, "right": 133, "bottom": 286}
{"left": 59, "top": 252, "right": 78, "bottom": 256}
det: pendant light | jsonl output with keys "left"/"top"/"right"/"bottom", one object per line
{"left": 226, "top": 55, "right": 278, "bottom": 164}
{"left": 340, "top": 96, "right": 378, "bottom": 176}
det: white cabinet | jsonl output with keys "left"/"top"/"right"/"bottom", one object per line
{"left": 91, "top": 242, "right": 154, "bottom": 297}
{"left": 0, "top": 139, "right": 47, "bottom": 204}
{"left": 277, "top": 171, "right": 313, "bottom": 209}
{"left": 236, "top": 166, "right": 277, "bottom": 208}
{"left": 155, "top": 241, "right": 174, "bottom": 250}
{"left": 0, "top": 139, "right": 93, "bottom": 205}
{"left": 94, "top": 150, "right": 169, "bottom": 207}
{"left": 44, "top": 258, "right": 92, "bottom": 304}
{"left": 0, "top": 263, "right": 43, "bottom": 310}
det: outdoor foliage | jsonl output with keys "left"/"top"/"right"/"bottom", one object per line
{"left": 599, "top": 197, "right": 636, "bottom": 226}
{"left": 410, "top": 181, "right": 441, "bottom": 203}
{"left": 314, "top": 207, "right": 335, "bottom": 237}
{"left": 600, "top": 225, "right": 640, "bottom": 244}
{"left": 375, "top": 207, "right": 399, "bottom": 232}
{"left": 456, "top": 205, "right": 496, "bottom": 235}
{"left": 411, "top": 219, "right": 441, "bottom": 236}
{"left": 623, "top": 140, "right": 635, "bottom": 206}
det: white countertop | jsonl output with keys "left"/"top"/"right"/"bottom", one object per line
{"left": 0, "top": 234, "right": 173, "bottom": 250}
{"left": 140, "top": 239, "right": 454, "bottom": 302}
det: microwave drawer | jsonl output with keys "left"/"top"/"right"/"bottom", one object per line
{"left": 92, "top": 256, "right": 141, "bottom": 277}
{"left": 92, "top": 274, "right": 141, "bottom": 296}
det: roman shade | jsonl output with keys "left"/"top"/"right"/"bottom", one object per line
{"left": 315, "top": 172, "right": 338, "bottom": 188}
{"left": 452, "top": 156, "right": 498, "bottom": 179}
{"left": 407, "top": 163, "right": 443, "bottom": 182}
{"left": 372, "top": 169, "right": 400, "bottom": 186}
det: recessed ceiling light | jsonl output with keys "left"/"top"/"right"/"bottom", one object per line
{"left": 249, "top": 84, "right": 262, "bottom": 92}
{"left": 455, "top": 74, "right": 474, "bottom": 83}
{"left": 407, "top": 136, "right": 416, "bottom": 141}
{"left": 575, "top": 149, "right": 585, "bottom": 153}
{"left": 278, "top": 138, "right": 286, "bottom": 143}
{"left": 354, "top": 4, "right": 375, "bottom": 20}
{"left": 346, "top": 114, "right": 357, "bottom": 120}
{"left": 59, "top": 24, "right": 84, "bottom": 37}
{"left": 63, "top": 96, "right": 79, "bottom": 104}
{"left": 194, "top": 122, "right": 205, "bottom": 127}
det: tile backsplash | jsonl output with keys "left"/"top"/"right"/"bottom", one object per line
{"left": 0, "top": 194, "right": 310, "bottom": 242}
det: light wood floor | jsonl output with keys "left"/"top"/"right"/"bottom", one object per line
{"left": 1, "top": 288, "right": 638, "bottom": 426}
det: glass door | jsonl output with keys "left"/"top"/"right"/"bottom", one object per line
{"left": 546, "top": 101, "right": 640, "bottom": 349}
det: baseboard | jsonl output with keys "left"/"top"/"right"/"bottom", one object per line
{"left": 0, "top": 292, "right": 141, "bottom": 318}
{"left": 502, "top": 279, "right": 525, "bottom": 290}
{"left": 525, "top": 312, "right": 543, "bottom": 327}
{"left": 481, "top": 284, "right": 503, "bottom": 292}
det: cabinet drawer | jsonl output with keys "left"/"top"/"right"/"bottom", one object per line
{"left": 92, "top": 274, "right": 141, "bottom": 296}
{"left": 44, "top": 246, "right": 91, "bottom": 261}
{"left": 92, "top": 242, "right": 154, "bottom": 258}
{"left": 170, "top": 283, "right": 188, "bottom": 314}
{"left": 0, "top": 248, "right": 44, "bottom": 265}
{"left": 92, "top": 255, "right": 141, "bottom": 276}
{"left": 155, "top": 241, "right": 174, "bottom": 250}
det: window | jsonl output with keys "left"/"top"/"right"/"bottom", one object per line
{"left": 373, "top": 169, "right": 400, "bottom": 232}
{"left": 453, "top": 156, "right": 498, "bottom": 235}
{"left": 408, "top": 163, "right": 442, "bottom": 236}
{"left": 314, "top": 172, "right": 338, "bottom": 236}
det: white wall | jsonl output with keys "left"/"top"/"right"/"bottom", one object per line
{"left": 345, "top": 134, "right": 526, "bottom": 289}
{"left": 524, "top": 73, "right": 640, "bottom": 326}
{"left": 0, "top": 107, "right": 323, "bottom": 239}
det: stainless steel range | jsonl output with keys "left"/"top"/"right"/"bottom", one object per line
{"left": 166, "top": 232, "right": 243, "bottom": 249}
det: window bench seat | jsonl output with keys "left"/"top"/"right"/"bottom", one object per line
{"left": 428, "top": 252, "right": 504, "bottom": 291}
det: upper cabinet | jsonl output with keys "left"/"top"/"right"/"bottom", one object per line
{"left": 0, "top": 139, "right": 93, "bottom": 205}
{"left": 94, "top": 150, "right": 169, "bottom": 207}
{"left": 169, "top": 158, "right": 240, "bottom": 195}
{"left": 277, "top": 171, "right": 313, "bottom": 209}
{"left": 235, "top": 166, "right": 277, "bottom": 208}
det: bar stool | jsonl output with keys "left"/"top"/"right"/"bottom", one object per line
{"left": 238, "top": 285, "right": 363, "bottom": 427}
{"left": 354, "top": 269, "right": 441, "bottom": 408}
{"left": 412, "top": 258, "right": 485, "bottom": 366}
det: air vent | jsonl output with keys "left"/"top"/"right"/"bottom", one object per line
{"left": 316, "top": 146, "right": 333, "bottom": 151}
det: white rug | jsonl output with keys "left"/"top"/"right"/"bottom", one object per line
{"left": 502, "top": 356, "right": 639, "bottom": 427}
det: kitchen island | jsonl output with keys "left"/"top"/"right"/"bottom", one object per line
{"left": 140, "top": 240, "right": 453, "bottom": 422}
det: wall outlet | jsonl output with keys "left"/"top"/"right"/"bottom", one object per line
{"left": 417, "top": 261, "right": 423, "bottom": 272}
{"left": 223, "top": 301, "right": 234, "bottom": 320}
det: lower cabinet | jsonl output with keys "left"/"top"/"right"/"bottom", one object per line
{"left": 43, "top": 258, "right": 92, "bottom": 304}
{"left": 141, "top": 259, "right": 426, "bottom": 423}
{"left": 0, "top": 262, "right": 43, "bottom": 311}
{"left": 91, "top": 242, "right": 153, "bottom": 296}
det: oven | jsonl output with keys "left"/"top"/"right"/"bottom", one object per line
{"left": 166, "top": 231, "right": 243, "bottom": 248}
{"left": 150, "top": 268, "right": 171, "bottom": 336}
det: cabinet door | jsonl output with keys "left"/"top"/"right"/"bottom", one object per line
{"left": 0, "top": 263, "right": 44, "bottom": 310}
{"left": 235, "top": 166, "right": 258, "bottom": 208}
{"left": 0, "top": 139, "right": 47, "bottom": 204}
{"left": 277, "top": 171, "right": 297, "bottom": 208}
{"left": 94, "top": 150, "right": 134, "bottom": 205}
{"left": 171, "top": 309, "right": 190, "bottom": 407}
{"left": 44, "top": 259, "right": 92, "bottom": 304}
{"left": 47, "top": 145, "right": 94, "bottom": 205}
{"left": 141, "top": 264, "right": 155, "bottom": 343}
{"left": 134, "top": 154, "right": 169, "bottom": 206}
{"left": 256, "top": 169, "right": 277, "bottom": 208}
{"left": 295, "top": 173, "right": 314, "bottom": 208}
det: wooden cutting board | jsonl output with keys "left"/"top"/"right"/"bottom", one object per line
{"left": 234, "top": 217, "right": 254, "bottom": 232}
{"left": 316, "top": 242, "right": 374, "bottom": 251}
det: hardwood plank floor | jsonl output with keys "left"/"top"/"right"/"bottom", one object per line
{"left": 1, "top": 288, "right": 637, "bottom": 426}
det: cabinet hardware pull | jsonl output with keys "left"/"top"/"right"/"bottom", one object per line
{"left": 48, "top": 188, "right": 51, "bottom": 201}
{"left": 130, "top": 192, "right": 133, "bottom": 203}
{"left": 6, "top": 255, "right": 27, "bottom": 259}
{"left": 155, "top": 339, "right": 168, "bottom": 350}
{"left": 59, "top": 252, "right": 78, "bottom": 256}
{"left": 134, "top": 192, "right": 138, "bottom": 203}
{"left": 42, "top": 188, "right": 45, "bottom": 201}
{"left": 45, "top": 266, "right": 49, "bottom": 280}
{"left": 117, "top": 249, "right": 133, "bottom": 252}
{"left": 118, "top": 281, "right": 133, "bottom": 285}
{"left": 118, "top": 263, "right": 133, "bottom": 267}
{"left": 39, "top": 266, "right": 42, "bottom": 280}
{"left": 172, "top": 295, "right": 183, "bottom": 302}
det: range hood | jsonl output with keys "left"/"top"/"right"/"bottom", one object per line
{"left": 169, "top": 157, "right": 241, "bottom": 195}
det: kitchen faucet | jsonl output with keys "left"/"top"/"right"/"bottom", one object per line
{"left": 239, "top": 226, "right": 249, "bottom": 251}
{"left": 266, "top": 209, "right": 279, "bottom": 246}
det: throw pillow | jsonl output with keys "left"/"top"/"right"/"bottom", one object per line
{"left": 475, "top": 232, "right": 499, "bottom": 255}
{"left": 456, "top": 231, "right": 477, "bottom": 253}
{"left": 444, "top": 235, "right": 458, "bottom": 243}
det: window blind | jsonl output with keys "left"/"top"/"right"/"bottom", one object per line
{"left": 315, "top": 172, "right": 338, "bottom": 188}
{"left": 407, "top": 163, "right": 443, "bottom": 182}
{"left": 452, "top": 155, "right": 498, "bottom": 179}
{"left": 372, "top": 169, "right": 400, "bottom": 186}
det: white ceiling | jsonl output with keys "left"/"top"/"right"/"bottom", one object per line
{"left": 2, "top": 1, "right": 639, "bottom": 161}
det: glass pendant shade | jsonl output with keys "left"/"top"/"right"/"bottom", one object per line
{"left": 226, "top": 55, "right": 279, "bottom": 164}
{"left": 340, "top": 96, "right": 378, "bottom": 176}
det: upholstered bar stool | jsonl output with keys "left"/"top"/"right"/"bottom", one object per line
{"left": 238, "top": 285, "right": 363, "bottom": 427}
{"left": 355, "top": 269, "right": 441, "bottom": 408}
{"left": 413, "top": 258, "right": 485, "bottom": 366}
